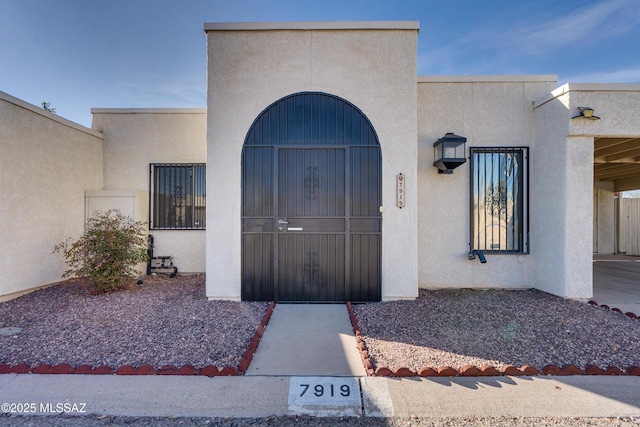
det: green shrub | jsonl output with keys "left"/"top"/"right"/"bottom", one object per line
{"left": 53, "top": 209, "right": 148, "bottom": 294}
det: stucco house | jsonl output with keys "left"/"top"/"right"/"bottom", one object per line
{"left": 1, "top": 21, "right": 639, "bottom": 303}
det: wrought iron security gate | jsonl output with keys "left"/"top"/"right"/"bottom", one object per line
{"left": 241, "top": 93, "right": 381, "bottom": 302}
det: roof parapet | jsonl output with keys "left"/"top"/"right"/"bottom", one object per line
{"left": 418, "top": 75, "right": 557, "bottom": 83}
{"left": 0, "top": 90, "right": 102, "bottom": 138}
{"left": 204, "top": 21, "right": 420, "bottom": 32}
{"left": 533, "top": 83, "right": 640, "bottom": 109}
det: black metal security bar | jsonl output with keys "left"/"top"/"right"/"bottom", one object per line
{"left": 470, "top": 147, "right": 529, "bottom": 254}
{"left": 150, "top": 163, "right": 206, "bottom": 229}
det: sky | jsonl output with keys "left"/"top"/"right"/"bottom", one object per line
{"left": 1, "top": 0, "right": 639, "bottom": 128}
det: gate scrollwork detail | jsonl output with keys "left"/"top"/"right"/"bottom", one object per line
{"left": 304, "top": 166, "right": 320, "bottom": 200}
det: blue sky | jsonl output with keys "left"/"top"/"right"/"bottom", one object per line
{"left": 1, "top": 0, "right": 639, "bottom": 127}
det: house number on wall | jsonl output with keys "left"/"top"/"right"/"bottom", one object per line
{"left": 397, "top": 173, "right": 405, "bottom": 208}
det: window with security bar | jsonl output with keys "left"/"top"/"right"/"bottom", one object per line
{"left": 470, "top": 147, "right": 528, "bottom": 253}
{"left": 150, "top": 163, "right": 206, "bottom": 229}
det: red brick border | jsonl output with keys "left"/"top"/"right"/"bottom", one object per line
{"left": 0, "top": 301, "right": 276, "bottom": 377}
{"left": 346, "top": 301, "right": 375, "bottom": 376}
{"left": 364, "top": 363, "right": 640, "bottom": 378}
{"left": 346, "top": 301, "right": 640, "bottom": 378}
{"left": 588, "top": 300, "right": 638, "bottom": 320}
{"left": 237, "top": 301, "right": 275, "bottom": 374}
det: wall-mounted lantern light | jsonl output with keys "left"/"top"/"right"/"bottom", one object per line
{"left": 572, "top": 107, "right": 600, "bottom": 120}
{"left": 433, "top": 132, "right": 467, "bottom": 174}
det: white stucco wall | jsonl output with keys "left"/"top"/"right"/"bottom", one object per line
{"left": 91, "top": 109, "right": 207, "bottom": 272}
{"left": 205, "top": 22, "right": 419, "bottom": 300}
{"left": 533, "top": 84, "right": 640, "bottom": 298}
{"left": 85, "top": 190, "right": 150, "bottom": 276}
{"left": 0, "top": 91, "right": 103, "bottom": 300}
{"left": 530, "top": 89, "right": 571, "bottom": 297}
{"left": 594, "top": 182, "right": 615, "bottom": 254}
{"left": 417, "top": 76, "right": 557, "bottom": 290}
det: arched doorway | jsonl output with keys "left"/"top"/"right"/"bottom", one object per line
{"left": 241, "top": 92, "right": 382, "bottom": 302}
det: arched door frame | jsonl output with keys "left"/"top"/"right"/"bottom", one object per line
{"left": 241, "top": 92, "right": 382, "bottom": 302}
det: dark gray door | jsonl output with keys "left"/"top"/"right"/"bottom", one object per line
{"left": 241, "top": 93, "right": 381, "bottom": 302}
{"left": 277, "top": 148, "right": 347, "bottom": 301}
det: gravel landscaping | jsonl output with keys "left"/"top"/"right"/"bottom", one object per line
{"left": 0, "top": 275, "right": 268, "bottom": 369}
{"left": 1, "top": 279, "right": 639, "bottom": 374}
{"left": 352, "top": 288, "right": 640, "bottom": 372}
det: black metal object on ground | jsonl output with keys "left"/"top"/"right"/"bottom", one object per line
{"left": 147, "top": 235, "right": 177, "bottom": 278}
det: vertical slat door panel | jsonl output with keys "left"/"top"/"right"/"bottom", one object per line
{"left": 349, "top": 147, "right": 382, "bottom": 302}
{"left": 241, "top": 147, "right": 274, "bottom": 301}
{"left": 350, "top": 234, "right": 381, "bottom": 302}
{"left": 242, "top": 234, "right": 273, "bottom": 301}
{"left": 277, "top": 234, "right": 346, "bottom": 302}
{"left": 277, "top": 149, "right": 347, "bottom": 302}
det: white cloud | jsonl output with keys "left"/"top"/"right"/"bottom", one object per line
{"left": 561, "top": 65, "right": 640, "bottom": 84}
{"left": 418, "top": 0, "right": 640, "bottom": 74}
{"left": 498, "top": 0, "right": 640, "bottom": 56}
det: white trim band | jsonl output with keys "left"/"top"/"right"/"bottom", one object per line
{"left": 204, "top": 21, "right": 420, "bottom": 31}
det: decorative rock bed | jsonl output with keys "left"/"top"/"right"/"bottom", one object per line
{"left": 347, "top": 291, "right": 640, "bottom": 377}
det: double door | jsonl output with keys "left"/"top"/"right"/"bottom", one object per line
{"left": 242, "top": 146, "right": 381, "bottom": 302}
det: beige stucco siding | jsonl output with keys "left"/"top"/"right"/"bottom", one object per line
{"left": 531, "top": 95, "right": 594, "bottom": 299}
{"left": 206, "top": 24, "right": 419, "bottom": 300}
{"left": 417, "top": 78, "right": 556, "bottom": 290}
{"left": 92, "top": 109, "right": 207, "bottom": 190}
{"left": 91, "top": 109, "right": 207, "bottom": 273}
{"left": 532, "top": 84, "right": 640, "bottom": 298}
{"left": 0, "top": 92, "right": 103, "bottom": 299}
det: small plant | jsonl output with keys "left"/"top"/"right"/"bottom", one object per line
{"left": 41, "top": 101, "right": 56, "bottom": 114}
{"left": 53, "top": 210, "right": 148, "bottom": 294}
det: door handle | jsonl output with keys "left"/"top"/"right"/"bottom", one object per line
{"left": 277, "top": 218, "right": 288, "bottom": 231}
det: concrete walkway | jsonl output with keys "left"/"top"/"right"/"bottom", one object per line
{"left": 245, "top": 304, "right": 366, "bottom": 377}
{"left": 593, "top": 254, "right": 640, "bottom": 314}
{"left": 1, "top": 373, "right": 639, "bottom": 418}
